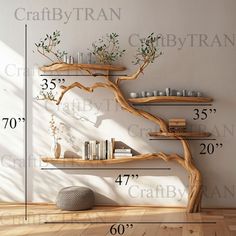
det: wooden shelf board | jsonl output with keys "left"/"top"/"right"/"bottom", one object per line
{"left": 40, "top": 63, "right": 126, "bottom": 72}
{"left": 41, "top": 154, "right": 164, "bottom": 165}
{"left": 149, "top": 131, "right": 211, "bottom": 138}
{"left": 128, "top": 96, "right": 213, "bottom": 104}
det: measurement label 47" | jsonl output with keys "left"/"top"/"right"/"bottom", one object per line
{"left": 115, "top": 174, "right": 139, "bottom": 186}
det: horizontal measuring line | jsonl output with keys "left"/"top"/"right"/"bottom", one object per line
{"left": 41, "top": 167, "right": 171, "bottom": 170}
{"left": 44, "top": 221, "right": 216, "bottom": 225}
{"left": 40, "top": 74, "right": 127, "bottom": 77}
{"left": 149, "top": 138, "right": 217, "bottom": 141}
{"left": 133, "top": 103, "right": 213, "bottom": 106}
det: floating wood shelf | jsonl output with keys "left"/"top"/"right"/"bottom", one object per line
{"left": 41, "top": 154, "right": 167, "bottom": 165}
{"left": 40, "top": 63, "right": 126, "bottom": 72}
{"left": 149, "top": 131, "right": 211, "bottom": 138}
{"left": 128, "top": 96, "right": 213, "bottom": 104}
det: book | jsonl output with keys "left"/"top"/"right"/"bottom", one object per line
{"left": 89, "top": 141, "right": 97, "bottom": 160}
{"left": 105, "top": 140, "right": 108, "bottom": 159}
{"left": 83, "top": 138, "right": 116, "bottom": 160}
{"left": 169, "top": 118, "right": 186, "bottom": 127}
{"left": 114, "top": 153, "right": 133, "bottom": 157}
{"left": 111, "top": 138, "right": 115, "bottom": 159}
{"left": 114, "top": 149, "right": 131, "bottom": 153}
{"left": 83, "top": 141, "right": 89, "bottom": 160}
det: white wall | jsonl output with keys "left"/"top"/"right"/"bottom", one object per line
{"left": 0, "top": 0, "right": 236, "bottom": 208}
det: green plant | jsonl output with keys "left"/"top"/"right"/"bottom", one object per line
{"left": 34, "top": 30, "right": 67, "bottom": 62}
{"left": 133, "top": 33, "right": 162, "bottom": 65}
{"left": 89, "top": 33, "right": 125, "bottom": 64}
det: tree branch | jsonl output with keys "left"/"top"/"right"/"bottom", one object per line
{"left": 115, "top": 60, "right": 149, "bottom": 85}
{"left": 56, "top": 82, "right": 112, "bottom": 105}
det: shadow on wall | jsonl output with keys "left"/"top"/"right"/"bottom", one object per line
{"left": 0, "top": 40, "right": 32, "bottom": 202}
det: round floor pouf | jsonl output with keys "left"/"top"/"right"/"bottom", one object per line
{"left": 56, "top": 186, "right": 95, "bottom": 211}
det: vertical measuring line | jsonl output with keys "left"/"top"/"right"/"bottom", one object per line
{"left": 24, "top": 24, "right": 28, "bottom": 220}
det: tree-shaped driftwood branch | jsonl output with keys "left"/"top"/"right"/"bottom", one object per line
{"left": 45, "top": 33, "right": 202, "bottom": 213}
{"left": 55, "top": 66, "right": 202, "bottom": 213}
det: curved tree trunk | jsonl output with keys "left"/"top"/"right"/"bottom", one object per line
{"left": 55, "top": 66, "right": 202, "bottom": 213}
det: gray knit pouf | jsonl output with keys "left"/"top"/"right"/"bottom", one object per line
{"left": 56, "top": 186, "right": 95, "bottom": 211}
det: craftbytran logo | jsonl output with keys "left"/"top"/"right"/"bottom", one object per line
{"left": 129, "top": 33, "right": 235, "bottom": 49}
{"left": 14, "top": 7, "right": 121, "bottom": 24}
{"left": 128, "top": 123, "right": 235, "bottom": 138}
{"left": 128, "top": 184, "right": 235, "bottom": 201}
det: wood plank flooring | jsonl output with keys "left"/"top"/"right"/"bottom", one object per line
{"left": 0, "top": 204, "right": 236, "bottom": 236}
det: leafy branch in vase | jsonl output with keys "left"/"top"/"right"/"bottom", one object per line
{"left": 34, "top": 30, "right": 67, "bottom": 62}
{"left": 49, "top": 114, "right": 62, "bottom": 142}
{"left": 116, "top": 33, "right": 162, "bottom": 84}
{"left": 89, "top": 33, "right": 126, "bottom": 64}
{"left": 133, "top": 33, "right": 162, "bottom": 66}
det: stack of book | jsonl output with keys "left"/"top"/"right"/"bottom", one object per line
{"left": 114, "top": 148, "right": 132, "bottom": 158}
{"left": 168, "top": 118, "right": 186, "bottom": 132}
{"left": 83, "top": 138, "right": 115, "bottom": 160}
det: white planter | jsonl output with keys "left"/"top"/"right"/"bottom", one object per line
{"left": 51, "top": 140, "right": 61, "bottom": 159}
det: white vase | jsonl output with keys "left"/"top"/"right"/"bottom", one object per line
{"left": 52, "top": 140, "right": 61, "bottom": 159}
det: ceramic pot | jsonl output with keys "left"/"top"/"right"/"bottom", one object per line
{"left": 183, "top": 89, "right": 187, "bottom": 97}
{"left": 141, "top": 91, "right": 147, "bottom": 97}
{"left": 52, "top": 140, "right": 61, "bottom": 159}
{"left": 197, "top": 91, "right": 202, "bottom": 97}
{"left": 153, "top": 90, "right": 159, "bottom": 96}
{"left": 78, "top": 52, "right": 84, "bottom": 64}
{"left": 187, "top": 91, "right": 193, "bottom": 97}
{"left": 86, "top": 53, "right": 92, "bottom": 64}
{"left": 170, "top": 89, "right": 177, "bottom": 96}
{"left": 63, "top": 55, "right": 67, "bottom": 63}
{"left": 165, "top": 88, "right": 171, "bottom": 96}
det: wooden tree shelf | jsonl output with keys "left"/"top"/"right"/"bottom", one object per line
{"left": 40, "top": 62, "right": 126, "bottom": 72}
{"left": 41, "top": 154, "right": 168, "bottom": 165}
{"left": 129, "top": 96, "right": 213, "bottom": 104}
{"left": 149, "top": 131, "right": 211, "bottom": 138}
{"left": 38, "top": 56, "right": 213, "bottom": 213}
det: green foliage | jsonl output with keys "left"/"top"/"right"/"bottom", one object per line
{"left": 133, "top": 33, "right": 162, "bottom": 65}
{"left": 89, "top": 33, "right": 126, "bottom": 65}
{"left": 35, "top": 30, "right": 67, "bottom": 62}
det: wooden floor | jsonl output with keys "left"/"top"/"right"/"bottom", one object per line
{"left": 0, "top": 204, "right": 236, "bottom": 236}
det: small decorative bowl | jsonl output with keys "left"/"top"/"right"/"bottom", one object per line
{"left": 187, "top": 91, "right": 193, "bottom": 97}
{"left": 197, "top": 91, "right": 202, "bottom": 97}
{"left": 176, "top": 91, "right": 183, "bottom": 96}
{"left": 159, "top": 91, "right": 166, "bottom": 96}
{"left": 146, "top": 92, "right": 154, "bottom": 97}
{"left": 170, "top": 89, "right": 177, "bottom": 96}
{"left": 130, "top": 92, "right": 139, "bottom": 98}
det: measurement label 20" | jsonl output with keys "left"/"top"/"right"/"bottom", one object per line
{"left": 200, "top": 143, "right": 223, "bottom": 155}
